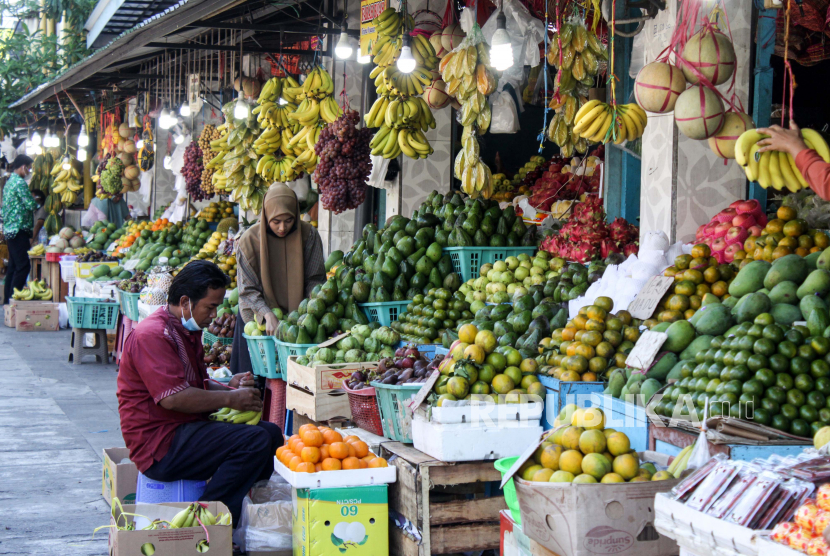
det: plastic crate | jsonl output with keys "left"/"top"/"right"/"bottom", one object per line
{"left": 244, "top": 334, "right": 280, "bottom": 379}
{"left": 495, "top": 456, "right": 521, "bottom": 526}
{"left": 393, "top": 342, "right": 442, "bottom": 360}
{"left": 342, "top": 383, "right": 384, "bottom": 436}
{"left": 370, "top": 381, "right": 423, "bottom": 442}
{"left": 275, "top": 339, "right": 316, "bottom": 376}
{"left": 45, "top": 251, "right": 62, "bottom": 262}
{"left": 202, "top": 329, "right": 234, "bottom": 346}
{"left": 59, "top": 257, "right": 77, "bottom": 282}
{"left": 117, "top": 290, "right": 141, "bottom": 322}
{"left": 358, "top": 300, "right": 410, "bottom": 326}
{"left": 443, "top": 247, "right": 538, "bottom": 281}
{"left": 136, "top": 472, "right": 206, "bottom": 503}
{"left": 65, "top": 296, "right": 120, "bottom": 329}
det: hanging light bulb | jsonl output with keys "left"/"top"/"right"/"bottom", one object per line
{"left": 174, "top": 133, "right": 184, "bottom": 145}
{"left": 159, "top": 107, "right": 172, "bottom": 130}
{"left": 77, "top": 148, "right": 87, "bottom": 162}
{"left": 335, "top": 20, "right": 353, "bottom": 59}
{"left": 179, "top": 102, "right": 191, "bottom": 117}
{"left": 163, "top": 154, "right": 172, "bottom": 169}
{"left": 62, "top": 155, "right": 71, "bottom": 170}
{"left": 34, "top": 146, "right": 43, "bottom": 155}
{"left": 31, "top": 131, "right": 41, "bottom": 146}
{"left": 490, "top": 10, "right": 514, "bottom": 71}
{"left": 77, "top": 125, "right": 89, "bottom": 148}
{"left": 234, "top": 94, "right": 249, "bottom": 119}
{"left": 397, "top": 35, "right": 416, "bottom": 74}
{"left": 136, "top": 138, "right": 145, "bottom": 149}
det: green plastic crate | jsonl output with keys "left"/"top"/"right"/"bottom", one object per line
{"left": 370, "top": 381, "right": 422, "bottom": 442}
{"left": 202, "top": 330, "right": 233, "bottom": 346}
{"left": 443, "top": 247, "right": 538, "bottom": 281}
{"left": 117, "top": 290, "right": 141, "bottom": 322}
{"left": 66, "top": 296, "right": 120, "bottom": 329}
{"left": 494, "top": 456, "right": 521, "bottom": 525}
{"left": 244, "top": 334, "right": 280, "bottom": 379}
{"left": 358, "top": 301, "right": 410, "bottom": 326}
{"left": 275, "top": 339, "right": 316, "bottom": 378}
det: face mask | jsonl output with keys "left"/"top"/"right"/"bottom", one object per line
{"left": 181, "top": 299, "right": 202, "bottom": 332}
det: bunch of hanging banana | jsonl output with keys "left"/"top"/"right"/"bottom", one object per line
{"left": 282, "top": 66, "right": 341, "bottom": 174}
{"left": 547, "top": 18, "right": 606, "bottom": 91}
{"left": 370, "top": 8, "right": 415, "bottom": 67}
{"left": 454, "top": 125, "right": 493, "bottom": 199}
{"left": 209, "top": 407, "right": 262, "bottom": 425}
{"left": 215, "top": 101, "right": 268, "bottom": 213}
{"left": 736, "top": 128, "right": 830, "bottom": 191}
{"left": 572, "top": 101, "right": 648, "bottom": 144}
{"left": 50, "top": 156, "right": 83, "bottom": 205}
{"left": 252, "top": 76, "right": 303, "bottom": 182}
{"left": 367, "top": 96, "right": 436, "bottom": 159}
{"left": 29, "top": 153, "right": 53, "bottom": 193}
{"left": 546, "top": 92, "right": 590, "bottom": 156}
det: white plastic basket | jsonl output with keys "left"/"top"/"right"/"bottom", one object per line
{"left": 59, "top": 257, "right": 77, "bottom": 282}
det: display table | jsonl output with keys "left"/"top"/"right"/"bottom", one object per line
{"left": 381, "top": 441, "right": 505, "bottom": 556}
{"left": 29, "top": 254, "right": 44, "bottom": 282}
{"left": 42, "top": 258, "right": 68, "bottom": 302}
{"left": 649, "top": 422, "right": 811, "bottom": 461}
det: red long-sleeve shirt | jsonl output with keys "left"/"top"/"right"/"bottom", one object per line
{"left": 796, "top": 149, "right": 830, "bottom": 200}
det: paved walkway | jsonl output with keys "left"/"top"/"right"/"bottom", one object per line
{"left": 0, "top": 317, "right": 121, "bottom": 555}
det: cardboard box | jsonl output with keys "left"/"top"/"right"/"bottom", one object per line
{"left": 501, "top": 510, "right": 535, "bottom": 556}
{"left": 503, "top": 433, "right": 679, "bottom": 556}
{"left": 293, "top": 485, "right": 388, "bottom": 556}
{"left": 108, "top": 501, "right": 232, "bottom": 556}
{"left": 13, "top": 300, "right": 58, "bottom": 331}
{"left": 102, "top": 448, "right": 139, "bottom": 506}
{"left": 286, "top": 357, "right": 376, "bottom": 421}
{"left": 4, "top": 303, "right": 15, "bottom": 327}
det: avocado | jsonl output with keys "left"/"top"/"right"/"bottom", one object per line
{"left": 797, "top": 269, "right": 830, "bottom": 299}
{"left": 770, "top": 303, "right": 803, "bottom": 326}
{"left": 693, "top": 303, "right": 734, "bottom": 336}
{"left": 763, "top": 254, "right": 808, "bottom": 289}
{"left": 769, "top": 281, "right": 799, "bottom": 305}
{"left": 662, "top": 320, "right": 696, "bottom": 353}
{"left": 733, "top": 292, "right": 771, "bottom": 324}
{"left": 800, "top": 295, "right": 828, "bottom": 322}
{"left": 728, "top": 260, "right": 772, "bottom": 298}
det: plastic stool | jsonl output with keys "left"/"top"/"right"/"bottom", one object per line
{"left": 263, "top": 378, "right": 287, "bottom": 431}
{"left": 68, "top": 327, "right": 109, "bottom": 364}
{"left": 136, "top": 472, "right": 206, "bottom": 503}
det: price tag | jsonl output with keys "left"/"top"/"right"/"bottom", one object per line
{"left": 627, "top": 276, "right": 675, "bottom": 320}
{"left": 408, "top": 370, "right": 440, "bottom": 414}
{"left": 123, "top": 259, "right": 139, "bottom": 271}
{"left": 625, "top": 330, "right": 668, "bottom": 370}
{"left": 106, "top": 241, "right": 118, "bottom": 253}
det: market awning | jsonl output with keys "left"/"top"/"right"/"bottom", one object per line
{"left": 85, "top": 0, "right": 181, "bottom": 48}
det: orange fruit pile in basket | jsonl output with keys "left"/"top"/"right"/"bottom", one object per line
{"left": 276, "top": 424, "right": 388, "bottom": 473}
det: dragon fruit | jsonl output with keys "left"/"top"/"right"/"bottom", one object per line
{"left": 601, "top": 238, "right": 621, "bottom": 259}
{"left": 623, "top": 243, "right": 639, "bottom": 257}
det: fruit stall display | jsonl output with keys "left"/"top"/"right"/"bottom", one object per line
{"left": 277, "top": 425, "right": 389, "bottom": 472}
{"left": 298, "top": 325, "right": 399, "bottom": 365}
{"left": 524, "top": 154, "right": 602, "bottom": 214}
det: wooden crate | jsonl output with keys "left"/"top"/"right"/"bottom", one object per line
{"left": 285, "top": 357, "right": 376, "bottom": 421}
{"left": 382, "top": 441, "right": 506, "bottom": 556}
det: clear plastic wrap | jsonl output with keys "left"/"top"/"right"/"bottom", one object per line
{"left": 686, "top": 459, "right": 742, "bottom": 513}
{"left": 232, "top": 476, "right": 293, "bottom": 554}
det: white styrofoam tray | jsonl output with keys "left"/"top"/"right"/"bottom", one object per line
{"left": 411, "top": 412, "right": 542, "bottom": 462}
{"left": 429, "top": 401, "right": 544, "bottom": 424}
{"left": 654, "top": 493, "right": 764, "bottom": 556}
{"left": 273, "top": 457, "right": 396, "bottom": 489}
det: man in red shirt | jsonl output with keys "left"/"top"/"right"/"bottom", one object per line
{"left": 758, "top": 122, "right": 830, "bottom": 199}
{"left": 117, "top": 260, "right": 282, "bottom": 526}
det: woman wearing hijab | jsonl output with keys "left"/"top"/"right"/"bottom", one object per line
{"left": 230, "top": 184, "right": 326, "bottom": 376}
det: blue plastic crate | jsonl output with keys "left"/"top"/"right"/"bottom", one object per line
{"left": 358, "top": 301, "right": 410, "bottom": 326}
{"left": 202, "top": 329, "right": 234, "bottom": 346}
{"left": 136, "top": 472, "right": 206, "bottom": 503}
{"left": 117, "top": 290, "right": 141, "bottom": 322}
{"left": 603, "top": 394, "right": 650, "bottom": 452}
{"left": 274, "top": 339, "right": 315, "bottom": 377}
{"left": 443, "top": 247, "right": 538, "bottom": 282}
{"left": 538, "top": 375, "right": 605, "bottom": 430}
{"left": 66, "top": 296, "right": 120, "bottom": 329}
{"left": 244, "top": 334, "right": 280, "bottom": 379}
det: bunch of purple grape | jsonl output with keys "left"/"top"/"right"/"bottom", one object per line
{"left": 183, "top": 142, "right": 208, "bottom": 201}
{"left": 313, "top": 110, "right": 372, "bottom": 214}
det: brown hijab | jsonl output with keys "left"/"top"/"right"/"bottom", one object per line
{"left": 238, "top": 184, "right": 312, "bottom": 313}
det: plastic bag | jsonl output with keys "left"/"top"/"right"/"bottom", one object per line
{"left": 489, "top": 91, "right": 519, "bottom": 134}
{"left": 170, "top": 135, "right": 191, "bottom": 176}
{"left": 233, "top": 476, "right": 293, "bottom": 553}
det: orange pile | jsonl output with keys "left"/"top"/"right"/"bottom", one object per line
{"left": 276, "top": 424, "right": 388, "bottom": 473}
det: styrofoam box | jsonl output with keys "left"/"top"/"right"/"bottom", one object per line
{"left": 429, "top": 401, "right": 544, "bottom": 424}
{"left": 273, "top": 457, "right": 396, "bottom": 489}
{"left": 655, "top": 493, "right": 763, "bottom": 556}
{"left": 411, "top": 412, "right": 543, "bottom": 462}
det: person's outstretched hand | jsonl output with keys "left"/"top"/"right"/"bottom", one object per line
{"left": 757, "top": 121, "right": 809, "bottom": 159}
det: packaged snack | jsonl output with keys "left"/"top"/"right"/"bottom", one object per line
{"left": 796, "top": 501, "right": 822, "bottom": 532}
{"left": 817, "top": 484, "right": 830, "bottom": 512}
{"left": 686, "top": 459, "right": 740, "bottom": 512}
{"left": 756, "top": 480, "right": 815, "bottom": 531}
{"left": 791, "top": 457, "right": 830, "bottom": 482}
{"left": 771, "top": 522, "right": 802, "bottom": 543}
{"left": 725, "top": 471, "right": 781, "bottom": 526}
{"left": 815, "top": 510, "right": 830, "bottom": 535}
{"left": 790, "top": 528, "right": 820, "bottom": 552}
{"left": 807, "top": 536, "right": 830, "bottom": 556}
{"left": 671, "top": 454, "right": 727, "bottom": 502}
{"left": 706, "top": 463, "right": 758, "bottom": 519}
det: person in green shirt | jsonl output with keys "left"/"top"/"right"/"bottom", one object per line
{"left": 2, "top": 155, "right": 36, "bottom": 305}
{"left": 86, "top": 194, "right": 130, "bottom": 229}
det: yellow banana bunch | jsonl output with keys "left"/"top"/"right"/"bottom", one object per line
{"left": 735, "top": 128, "right": 829, "bottom": 191}
{"left": 51, "top": 156, "right": 83, "bottom": 205}
{"left": 27, "top": 244, "right": 45, "bottom": 256}
{"left": 454, "top": 125, "right": 493, "bottom": 199}
{"left": 440, "top": 45, "right": 495, "bottom": 134}
{"left": 284, "top": 67, "right": 341, "bottom": 174}
{"left": 572, "top": 101, "right": 647, "bottom": 144}
{"left": 13, "top": 279, "right": 52, "bottom": 300}
{"left": 370, "top": 8, "right": 417, "bottom": 67}
{"left": 367, "top": 95, "right": 436, "bottom": 159}
{"left": 216, "top": 101, "right": 268, "bottom": 213}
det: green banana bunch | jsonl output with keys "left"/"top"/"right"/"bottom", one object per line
{"left": 209, "top": 408, "right": 262, "bottom": 425}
